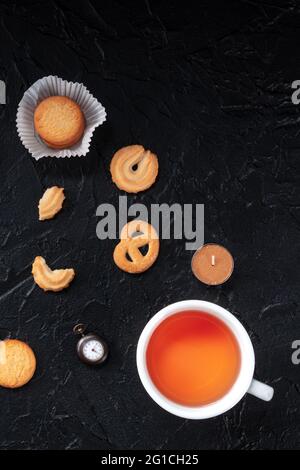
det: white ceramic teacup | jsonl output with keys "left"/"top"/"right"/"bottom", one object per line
{"left": 136, "top": 300, "right": 274, "bottom": 419}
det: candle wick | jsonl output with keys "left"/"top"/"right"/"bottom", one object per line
{"left": 211, "top": 255, "right": 215, "bottom": 266}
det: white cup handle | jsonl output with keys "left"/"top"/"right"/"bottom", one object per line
{"left": 247, "top": 378, "right": 274, "bottom": 402}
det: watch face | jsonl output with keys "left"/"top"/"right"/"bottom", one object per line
{"left": 83, "top": 339, "right": 104, "bottom": 362}
{"left": 77, "top": 334, "right": 108, "bottom": 365}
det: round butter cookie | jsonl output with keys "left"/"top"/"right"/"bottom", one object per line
{"left": 110, "top": 145, "right": 158, "bottom": 193}
{"left": 0, "top": 339, "right": 36, "bottom": 389}
{"left": 34, "top": 96, "right": 85, "bottom": 149}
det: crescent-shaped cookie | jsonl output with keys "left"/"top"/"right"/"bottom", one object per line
{"left": 32, "top": 256, "right": 75, "bottom": 292}
{"left": 38, "top": 186, "right": 65, "bottom": 220}
{"left": 0, "top": 339, "right": 36, "bottom": 389}
{"left": 110, "top": 145, "right": 159, "bottom": 193}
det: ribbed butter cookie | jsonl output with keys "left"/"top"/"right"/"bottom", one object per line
{"left": 110, "top": 145, "right": 158, "bottom": 193}
{"left": 32, "top": 256, "right": 75, "bottom": 292}
{"left": 113, "top": 220, "right": 159, "bottom": 273}
{"left": 38, "top": 186, "right": 65, "bottom": 220}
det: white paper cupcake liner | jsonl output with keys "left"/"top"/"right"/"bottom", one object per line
{"left": 16, "top": 75, "right": 107, "bottom": 159}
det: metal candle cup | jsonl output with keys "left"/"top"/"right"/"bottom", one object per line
{"left": 191, "top": 243, "right": 234, "bottom": 286}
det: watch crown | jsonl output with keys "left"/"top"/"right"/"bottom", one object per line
{"left": 73, "top": 323, "right": 86, "bottom": 336}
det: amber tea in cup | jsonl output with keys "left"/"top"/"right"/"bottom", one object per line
{"left": 146, "top": 311, "right": 241, "bottom": 406}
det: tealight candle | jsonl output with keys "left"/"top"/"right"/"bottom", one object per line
{"left": 191, "top": 243, "right": 234, "bottom": 286}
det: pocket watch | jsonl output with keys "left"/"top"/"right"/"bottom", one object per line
{"left": 73, "top": 324, "right": 109, "bottom": 365}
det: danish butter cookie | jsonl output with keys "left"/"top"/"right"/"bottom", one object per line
{"left": 32, "top": 256, "right": 75, "bottom": 292}
{"left": 38, "top": 186, "right": 65, "bottom": 220}
{"left": 0, "top": 339, "right": 36, "bottom": 389}
{"left": 110, "top": 145, "right": 158, "bottom": 193}
{"left": 34, "top": 96, "right": 85, "bottom": 149}
{"left": 113, "top": 220, "right": 159, "bottom": 273}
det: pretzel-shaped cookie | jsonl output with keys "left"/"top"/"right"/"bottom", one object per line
{"left": 110, "top": 145, "right": 158, "bottom": 193}
{"left": 113, "top": 220, "right": 159, "bottom": 273}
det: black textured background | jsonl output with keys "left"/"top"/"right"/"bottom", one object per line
{"left": 0, "top": 0, "right": 299, "bottom": 450}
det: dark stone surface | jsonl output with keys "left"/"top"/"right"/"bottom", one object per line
{"left": 0, "top": 0, "right": 299, "bottom": 450}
